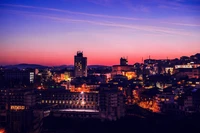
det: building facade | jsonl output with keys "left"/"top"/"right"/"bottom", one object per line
{"left": 99, "top": 87, "right": 125, "bottom": 121}
{"left": 0, "top": 88, "right": 45, "bottom": 133}
{"left": 4, "top": 69, "right": 35, "bottom": 84}
{"left": 74, "top": 51, "right": 87, "bottom": 77}
{"left": 40, "top": 89, "right": 99, "bottom": 110}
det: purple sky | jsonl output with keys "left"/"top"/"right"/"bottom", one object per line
{"left": 0, "top": 0, "right": 200, "bottom": 66}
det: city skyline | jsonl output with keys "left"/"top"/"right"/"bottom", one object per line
{"left": 0, "top": 0, "right": 200, "bottom": 66}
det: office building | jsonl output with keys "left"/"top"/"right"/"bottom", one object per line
{"left": 74, "top": 51, "right": 87, "bottom": 77}
{"left": 175, "top": 67, "right": 200, "bottom": 79}
{"left": 112, "top": 57, "right": 136, "bottom": 79}
{"left": 40, "top": 89, "right": 99, "bottom": 110}
{"left": 0, "top": 89, "right": 7, "bottom": 127}
{"left": 99, "top": 87, "right": 125, "bottom": 121}
{"left": 120, "top": 57, "right": 128, "bottom": 66}
{"left": 4, "top": 69, "right": 35, "bottom": 84}
{"left": 40, "top": 89, "right": 99, "bottom": 118}
{"left": 0, "top": 88, "right": 45, "bottom": 133}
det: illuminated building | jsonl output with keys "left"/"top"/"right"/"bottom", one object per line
{"left": 70, "top": 83, "right": 100, "bottom": 92}
{"left": 74, "top": 51, "right": 87, "bottom": 77}
{"left": 124, "top": 71, "right": 137, "bottom": 80}
{"left": 112, "top": 57, "right": 136, "bottom": 79}
{"left": 41, "top": 69, "right": 52, "bottom": 81}
{"left": 40, "top": 85, "right": 126, "bottom": 120}
{"left": 165, "top": 67, "right": 174, "bottom": 75}
{"left": 40, "top": 89, "right": 99, "bottom": 110}
{"left": 155, "top": 93, "right": 175, "bottom": 112}
{"left": 175, "top": 64, "right": 200, "bottom": 69}
{"left": 175, "top": 68, "right": 200, "bottom": 79}
{"left": 52, "top": 72, "right": 71, "bottom": 83}
{"left": 112, "top": 65, "right": 135, "bottom": 78}
{"left": 40, "top": 89, "right": 100, "bottom": 119}
{"left": 0, "top": 88, "right": 46, "bottom": 133}
{"left": 138, "top": 88, "right": 161, "bottom": 113}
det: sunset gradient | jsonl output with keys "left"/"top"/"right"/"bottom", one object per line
{"left": 0, "top": 0, "right": 200, "bottom": 66}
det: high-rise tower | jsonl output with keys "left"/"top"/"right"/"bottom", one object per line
{"left": 120, "top": 57, "right": 128, "bottom": 65}
{"left": 74, "top": 51, "right": 87, "bottom": 77}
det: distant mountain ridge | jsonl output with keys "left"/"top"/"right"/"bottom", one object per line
{"left": 5, "top": 64, "right": 49, "bottom": 69}
{"left": 4, "top": 64, "right": 110, "bottom": 69}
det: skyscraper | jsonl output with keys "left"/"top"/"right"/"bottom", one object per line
{"left": 120, "top": 57, "right": 128, "bottom": 65}
{"left": 74, "top": 51, "right": 87, "bottom": 77}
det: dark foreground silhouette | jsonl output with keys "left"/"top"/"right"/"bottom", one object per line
{"left": 43, "top": 112, "right": 200, "bottom": 133}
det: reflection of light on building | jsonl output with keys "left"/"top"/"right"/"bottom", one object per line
{"left": 138, "top": 100, "right": 160, "bottom": 113}
{"left": 30, "top": 72, "right": 34, "bottom": 83}
{"left": 165, "top": 67, "right": 174, "bottom": 75}
{"left": 124, "top": 71, "right": 136, "bottom": 80}
{"left": 70, "top": 84, "right": 99, "bottom": 93}
{"left": 175, "top": 64, "right": 200, "bottom": 69}
{"left": 81, "top": 101, "right": 85, "bottom": 105}
{"left": 112, "top": 65, "right": 135, "bottom": 78}
{"left": 41, "top": 90, "right": 99, "bottom": 110}
{"left": 53, "top": 73, "right": 71, "bottom": 83}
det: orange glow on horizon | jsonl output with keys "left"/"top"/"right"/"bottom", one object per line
{"left": 0, "top": 50, "right": 198, "bottom": 66}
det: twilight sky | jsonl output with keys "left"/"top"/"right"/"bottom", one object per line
{"left": 0, "top": 0, "right": 200, "bottom": 66}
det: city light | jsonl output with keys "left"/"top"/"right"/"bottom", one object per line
{"left": 0, "top": 128, "right": 5, "bottom": 133}
{"left": 10, "top": 105, "right": 25, "bottom": 110}
{"left": 0, "top": 0, "right": 200, "bottom": 132}
{"left": 81, "top": 101, "right": 85, "bottom": 105}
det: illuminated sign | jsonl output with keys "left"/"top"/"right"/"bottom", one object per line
{"left": 175, "top": 65, "right": 192, "bottom": 69}
{"left": 10, "top": 105, "right": 25, "bottom": 110}
{"left": 175, "top": 64, "right": 200, "bottom": 69}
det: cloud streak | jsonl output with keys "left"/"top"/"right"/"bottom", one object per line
{"left": 3, "top": 9, "right": 198, "bottom": 37}
{"left": 0, "top": 4, "right": 143, "bottom": 20}
{"left": 87, "top": 0, "right": 114, "bottom": 6}
{"left": 1, "top": 3, "right": 199, "bottom": 28}
{"left": 162, "top": 22, "right": 200, "bottom": 27}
